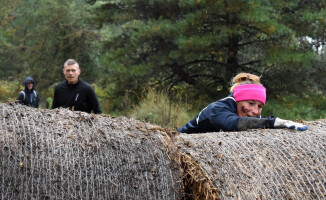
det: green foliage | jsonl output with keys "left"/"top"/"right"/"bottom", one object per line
{"left": 262, "top": 91, "right": 326, "bottom": 121}
{"left": 0, "top": 80, "right": 21, "bottom": 102}
{"left": 128, "top": 86, "right": 191, "bottom": 129}
{"left": 94, "top": 0, "right": 326, "bottom": 110}
{"left": 1, "top": 0, "right": 326, "bottom": 123}
{"left": 46, "top": 97, "right": 53, "bottom": 109}
{"left": 94, "top": 83, "right": 112, "bottom": 114}
{"left": 38, "top": 86, "right": 56, "bottom": 108}
{"left": 0, "top": 0, "right": 101, "bottom": 93}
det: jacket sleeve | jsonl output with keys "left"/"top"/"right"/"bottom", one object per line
{"left": 52, "top": 87, "right": 59, "bottom": 109}
{"left": 17, "top": 92, "right": 24, "bottom": 104}
{"left": 209, "top": 106, "right": 276, "bottom": 131}
{"left": 88, "top": 87, "right": 102, "bottom": 114}
{"left": 236, "top": 116, "right": 276, "bottom": 131}
{"left": 209, "top": 106, "right": 240, "bottom": 131}
{"left": 35, "top": 92, "right": 39, "bottom": 108}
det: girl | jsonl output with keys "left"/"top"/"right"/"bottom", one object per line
{"left": 178, "top": 73, "right": 307, "bottom": 133}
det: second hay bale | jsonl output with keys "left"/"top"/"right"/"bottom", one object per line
{"left": 175, "top": 123, "right": 326, "bottom": 200}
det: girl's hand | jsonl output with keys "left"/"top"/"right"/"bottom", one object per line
{"left": 274, "top": 118, "right": 308, "bottom": 131}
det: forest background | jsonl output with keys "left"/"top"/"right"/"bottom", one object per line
{"left": 1, "top": 0, "right": 326, "bottom": 130}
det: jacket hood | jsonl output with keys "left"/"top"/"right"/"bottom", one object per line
{"left": 24, "top": 77, "right": 35, "bottom": 90}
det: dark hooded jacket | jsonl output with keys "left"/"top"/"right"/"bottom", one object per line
{"left": 177, "top": 94, "right": 276, "bottom": 133}
{"left": 17, "top": 77, "right": 39, "bottom": 108}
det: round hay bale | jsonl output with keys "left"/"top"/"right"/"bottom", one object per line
{"left": 175, "top": 121, "right": 326, "bottom": 199}
{"left": 0, "top": 102, "right": 183, "bottom": 199}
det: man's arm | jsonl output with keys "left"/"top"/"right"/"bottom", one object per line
{"left": 17, "top": 92, "right": 24, "bottom": 104}
{"left": 35, "top": 91, "right": 39, "bottom": 108}
{"left": 88, "top": 87, "right": 102, "bottom": 114}
{"left": 52, "top": 87, "right": 59, "bottom": 109}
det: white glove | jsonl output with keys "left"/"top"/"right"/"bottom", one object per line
{"left": 274, "top": 117, "right": 308, "bottom": 131}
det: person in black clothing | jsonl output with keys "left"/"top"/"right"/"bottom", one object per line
{"left": 17, "top": 76, "right": 39, "bottom": 108}
{"left": 52, "top": 59, "right": 102, "bottom": 114}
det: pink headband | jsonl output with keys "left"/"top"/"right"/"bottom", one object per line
{"left": 233, "top": 84, "right": 266, "bottom": 105}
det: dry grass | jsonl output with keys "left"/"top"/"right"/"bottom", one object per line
{"left": 180, "top": 153, "right": 221, "bottom": 200}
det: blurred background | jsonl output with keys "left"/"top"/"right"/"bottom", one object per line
{"left": 1, "top": 0, "right": 326, "bottom": 129}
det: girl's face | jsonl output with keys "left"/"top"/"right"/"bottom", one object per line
{"left": 236, "top": 100, "right": 264, "bottom": 117}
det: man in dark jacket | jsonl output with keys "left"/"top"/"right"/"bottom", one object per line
{"left": 52, "top": 59, "right": 102, "bottom": 114}
{"left": 17, "top": 76, "right": 39, "bottom": 108}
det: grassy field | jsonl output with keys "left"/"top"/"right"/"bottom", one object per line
{"left": 262, "top": 92, "right": 326, "bottom": 121}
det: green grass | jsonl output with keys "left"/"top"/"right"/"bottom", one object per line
{"left": 128, "top": 87, "right": 191, "bottom": 129}
{"left": 0, "top": 80, "right": 21, "bottom": 102}
{"left": 262, "top": 92, "right": 326, "bottom": 121}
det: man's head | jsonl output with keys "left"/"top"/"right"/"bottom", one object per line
{"left": 24, "top": 77, "right": 35, "bottom": 91}
{"left": 27, "top": 82, "right": 34, "bottom": 91}
{"left": 63, "top": 59, "right": 81, "bottom": 84}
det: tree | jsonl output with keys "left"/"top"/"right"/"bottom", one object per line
{"left": 0, "top": 0, "right": 101, "bottom": 101}
{"left": 93, "top": 0, "right": 326, "bottom": 110}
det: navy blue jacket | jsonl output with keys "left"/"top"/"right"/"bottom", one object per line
{"left": 52, "top": 79, "right": 102, "bottom": 114}
{"left": 17, "top": 77, "right": 39, "bottom": 108}
{"left": 177, "top": 94, "right": 276, "bottom": 133}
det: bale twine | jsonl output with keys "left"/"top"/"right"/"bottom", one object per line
{"left": 0, "top": 102, "right": 183, "bottom": 200}
{"left": 175, "top": 120, "right": 326, "bottom": 200}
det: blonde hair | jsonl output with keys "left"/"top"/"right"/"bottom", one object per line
{"left": 230, "top": 72, "right": 262, "bottom": 92}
